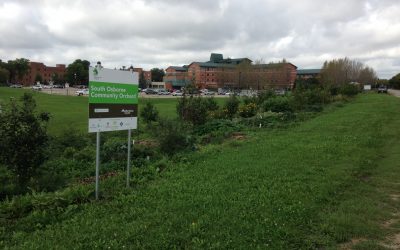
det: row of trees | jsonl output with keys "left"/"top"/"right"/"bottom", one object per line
{"left": 0, "top": 58, "right": 165, "bottom": 86}
{"left": 0, "top": 58, "right": 30, "bottom": 85}
{"left": 321, "top": 58, "right": 377, "bottom": 85}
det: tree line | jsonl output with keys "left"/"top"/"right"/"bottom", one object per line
{"left": 0, "top": 58, "right": 165, "bottom": 87}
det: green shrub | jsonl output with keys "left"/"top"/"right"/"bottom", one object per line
{"left": 0, "top": 93, "right": 50, "bottom": 191}
{"left": 32, "top": 160, "right": 71, "bottom": 192}
{"left": 140, "top": 102, "right": 159, "bottom": 126}
{"left": 177, "top": 96, "right": 218, "bottom": 126}
{"left": 0, "top": 185, "right": 92, "bottom": 221}
{"left": 256, "top": 90, "right": 276, "bottom": 105}
{"left": 239, "top": 111, "right": 291, "bottom": 128}
{"left": 101, "top": 137, "right": 127, "bottom": 163}
{"left": 195, "top": 119, "right": 243, "bottom": 144}
{"left": 339, "top": 83, "right": 360, "bottom": 97}
{"left": 239, "top": 102, "right": 258, "bottom": 118}
{"left": 292, "top": 88, "right": 331, "bottom": 111}
{"left": 0, "top": 164, "right": 17, "bottom": 199}
{"left": 223, "top": 95, "right": 240, "bottom": 119}
{"left": 50, "top": 128, "right": 89, "bottom": 156}
{"left": 154, "top": 118, "right": 194, "bottom": 155}
{"left": 262, "top": 96, "right": 293, "bottom": 113}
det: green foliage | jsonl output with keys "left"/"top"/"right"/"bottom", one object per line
{"left": 338, "top": 83, "right": 361, "bottom": 97}
{"left": 223, "top": 95, "right": 240, "bottom": 119}
{"left": 154, "top": 118, "right": 193, "bottom": 155}
{"left": 195, "top": 119, "right": 243, "bottom": 144}
{"left": 292, "top": 88, "right": 331, "bottom": 111}
{"left": 0, "top": 93, "right": 49, "bottom": 190}
{"left": 140, "top": 102, "right": 159, "bottom": 126}
{"left": 389, "top": 73, "right": 400, "bottom": 89}
{"left": 31, "top": 159, "right": 70, "bottom": 192}
{"left": 262, "top": 96, "right": 293, "bottom": 113}
{"left": 0, "top": 164, "right": 17, "bottom": 199}
{"left": 238, "top": 102, "right": 258, "bottom": 117}
{"left": 66, "top": 59, "right": 90, "bottom": 85}
{"left": 0, "top": 185, "right": 92, "bottom": 221}
{"left": 239, "top": 111, "right": 290, "bottom": 128}
{"left": 177, "top": 96, "right": 217, "bottom": 126}
{"left": 150, "top": 68, "right": 165, "bottom": 82}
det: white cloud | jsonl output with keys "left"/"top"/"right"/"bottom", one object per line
{"left": 0, "top": 0, "right": 399, "bottom": 78}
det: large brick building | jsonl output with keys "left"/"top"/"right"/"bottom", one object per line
{"left": 164, "top": 53, "right": 297, "bottom": 90}
{"left": 129, "top": 67, "right": 151, "bottom": 82}
{"left": 20, "top": 62, "right": 66, "bottom": 86}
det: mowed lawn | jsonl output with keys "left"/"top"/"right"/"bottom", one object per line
{"left": 3, "top": 93, "right": 400, "bottom": 249}
{"left": 0, "top": 87, "right": 226, "bottom": 135}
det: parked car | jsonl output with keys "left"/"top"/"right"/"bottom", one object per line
{"left": 32, "top": 84, "right": 42, "bottom": 91}
{"left": 76, "top": 89, "right": 89, "bottom": 96}
{"left": 158, "top": 89, "right": 170, "bottom": 95}
{"left": 53, "top": 84, "right": 64, "bottom": 89}
{"left": 10, "top": 84, "right": 22, "bottom": 88}
{"left": 377, "top": 85, "right": 388, "bottom": 93}
{"left": 172, "top": 90, "right": 183, "bottom": 96}
{"left": 144, "top": 89, "right": 158, "bottom": 95}
{"left": 200, "top": 89, "right": 215, "bottom": 96}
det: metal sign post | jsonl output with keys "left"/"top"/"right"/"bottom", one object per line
{"left": 126, "top": 129, "right": 131, "bottom": 187}
{"left": 95, "top": 131, "right": 100, "bottom": 199}
{"left": 88, "top": 64, "right": 138, "bottom": 199}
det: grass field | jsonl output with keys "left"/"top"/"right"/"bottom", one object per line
{"left": 0, "top": 87, "right": 225, "bottom": 135}
{"left": 2, "top": 92, "right": 400, "bottom": 249}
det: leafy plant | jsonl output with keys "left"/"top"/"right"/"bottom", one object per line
{"left": 153, "top": 118, "right": 194, "bottom": 155}
{"left": 223, "top": 95, "right": 240, "bottom": 119}
{"left": 140, "top": 102, "right": 159, "bottom": 126}
{"left": 263, "top": 96, "right": 293, "bottom": 113}
{"left": 239, "top": 102, "right": 258, "bottom": 118}
{"left": 0, "top": 93, "right": 50, "bottom": 191}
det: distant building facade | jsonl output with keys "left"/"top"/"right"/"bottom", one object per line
{"left": 20, "top": 62, "right": 66, "bottom": 86}
{"left": 131, "top": 67, "right": 151, "bottom": 82}
{"left": 164, "top": 53, "right": 297, "bottom": 90}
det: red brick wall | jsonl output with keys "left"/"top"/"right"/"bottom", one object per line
{"left": 20, "top": 62, "right": 66, "bottom": 86}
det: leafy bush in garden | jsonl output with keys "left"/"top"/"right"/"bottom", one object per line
{"left": 292, "top": 88, "right": 331, "bottom": 111}
{"left": 239, "top": 102, "right": 258, "bottom": 118}
{"left": 339, "top": 83, "right": 361, "bottom": 97}
{"left": 154, "top": 118, "right": 194, "bottom": 155}
{"left": 140, "top": 102, "right": 159, "bottom": 126}
{"left": 195, "top": 119, "right": 244, "bottom": 144}
{"left": 223, "top": 95, "right": 240, "bottom": 119}
{"left": 0, "top": 164, "right": 17, "bottom": 199}
{"left": 256, "top": 89, "right": 276, "bottom": 105}
{"left": 0, "top": 185, "right": 92, "bottom": 221}
{"left": 262, "top": 96, "right": 293, "bottom": 113}
{"left": 177, "top": 96, "right": 218, "bottom": 126}
{"left": 239, "top": 111, "right": 293, "bottom": 128}
{"left": 0, "top": 93, "right": 50, "bottom": 192}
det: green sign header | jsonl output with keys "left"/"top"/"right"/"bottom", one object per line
{"left": 89, "top": 81, "right": 138, "bottom": 104}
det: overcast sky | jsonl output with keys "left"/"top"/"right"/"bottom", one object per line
{"left": 0, "top": 0, "right": 399, "bottom": 78}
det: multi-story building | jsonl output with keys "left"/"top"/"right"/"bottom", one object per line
{"left": 130, "top": 67, "right": 151, "bottom": 82}
{"left": 164, "top": 53, "right": 297, "bottom": 90}
{"left": 20, "top": 62, "right": 66, "bottom": 86}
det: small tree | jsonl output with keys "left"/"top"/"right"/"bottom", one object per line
{"left": 224, "top": 95, "right": 240, "bottom": 119}
{"left": 140, "top": 102, "right": 159, "bottom": 127}
{"left": 0, "top": 93, "right": 50, "bottom": 191}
